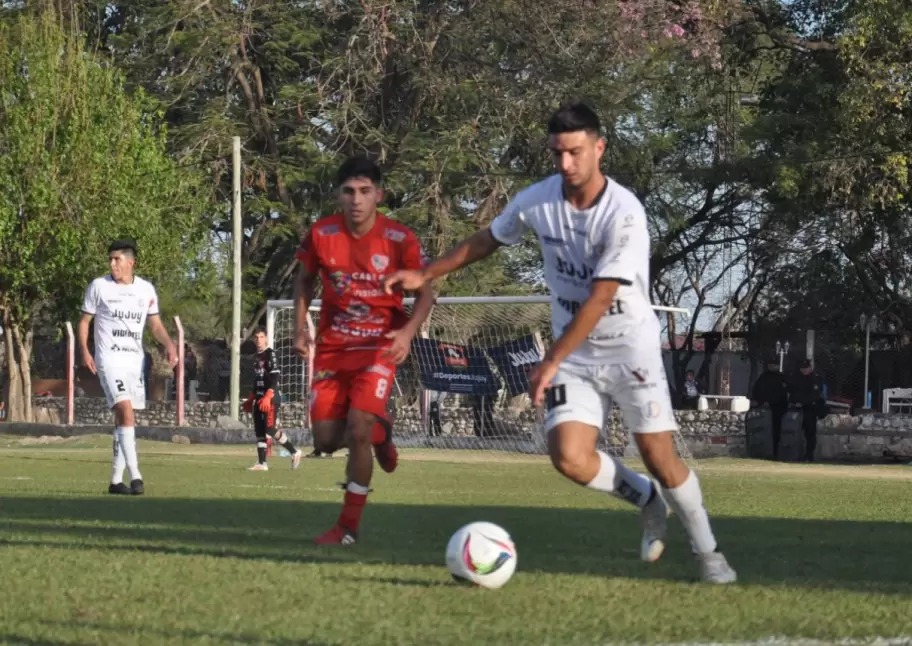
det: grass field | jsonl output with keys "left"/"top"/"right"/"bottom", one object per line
{"left": 1, "top": 435, "right": 911, "bottom": 646}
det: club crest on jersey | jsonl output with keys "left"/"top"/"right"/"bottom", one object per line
{"left": 328, "top": 271, "right": 351, "bottom": 295}
{"left": 371, "top": 254, "right": 389, "bottom": 272}
{"left": 314, "top": 369, "right": 335, "bottom": 382}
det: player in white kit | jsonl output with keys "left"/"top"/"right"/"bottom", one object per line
{"left": 77, "top": 239, "right": 179, "bottom": 496}
{"left": 384, "top": 103, "right": 736, "bottom": 583}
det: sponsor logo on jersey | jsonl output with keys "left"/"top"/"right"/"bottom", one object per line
{"left": 371, "top": 254, "right": 389, "bottom": 272}
{"left": 384, "top": 228, "right": 406, "bottom": 242}
{"left": 314, "top": 369, "right": 335, "bottom": 381}
{"left": 507, "top": 348, "right": 541, "bottom": 367}
{"left": 109, "top": 344, "right": 140, "bottom": 354}
{"left": 541, "top": 235, "right": 564, "bottom": 246}
{"left": 328, "top": 271, "right": 351, "bottom": 295}
{"left": 112, "top": 329, "right": 141, "bottom": 340}
{"left": 645, "top": 401, "right": 661, "bottom": 418}
{"left": 111, "top": 309, "right": 143, "bottom": 323}
{"left": 352, "top": 271, "right": 384, "bottom": 282}
{"left": 558, "top": 297, "right": 626, "bottom": 316}
{"left": 439, "top": 343, "right": 467, "bottom": 368}
{"left": 555, "top": 257, "right": 594, "bottom": 283}
{"left": 558, "top": 297, "right": 582, "bottom": 314}
{"left": 317, "top": 224, "right": 340, "bottom": 236}
{"left": 330, "top": 324, "right": 385, "bottom": 338}
{"left": 353, "top": 288, "right": 384, "bottom": 298}
{"left": 622, "top": 213, "right": 635, "bottom": 228}
{"left": 563, "top": 224, "right": 588, "bottom": 237}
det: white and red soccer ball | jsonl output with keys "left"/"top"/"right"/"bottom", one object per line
{"left": 445, "top": 521, "right": 517, "bottom": 589}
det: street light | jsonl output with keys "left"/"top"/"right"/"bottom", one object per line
{"left": 776, "top": 341, "right": 790, "bottom": 372}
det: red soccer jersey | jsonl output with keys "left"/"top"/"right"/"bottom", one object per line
{"left": 295, "top": 212, "right": 426, "bottom": 350}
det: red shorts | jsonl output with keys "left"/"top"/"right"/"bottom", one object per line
{"left": 310, "top": 348, "right": 396, "bottom": 423}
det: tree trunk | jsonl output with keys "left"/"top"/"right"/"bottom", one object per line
{"left": 1, "top": 308, "right": 33, "bottom": 422}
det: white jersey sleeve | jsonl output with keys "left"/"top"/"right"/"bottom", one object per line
{"left": 489, "top": 194, "right": 531, "bottom": 246}
{"left": 592, "top": 205, "right": 649, "bottom": 286}
{"left": 147, "top": 285, "right": 160, "bottom": 317}
{"left": 82, "top": 279, "right": 100, "bottom": 315}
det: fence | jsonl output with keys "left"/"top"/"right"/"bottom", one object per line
{"left": 266, "top": 296, "right": 693, "bottom": 456}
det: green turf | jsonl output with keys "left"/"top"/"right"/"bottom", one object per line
{"left": 0, "top": 436, "right": 911, "bottom": 645}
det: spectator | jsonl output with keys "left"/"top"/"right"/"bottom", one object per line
{"left": 0, "top": 401, "right": 6, "bottom": 422}
{"left": 428, "top": 390, "right": 446, "bottom": 437}
{"left": 751, "top": 360, "right": 790, "bottom": 459}
{"left": 789, "top": 359, "right": 824, "bottom": 462}
{"left": 681, "top": 370, "right": 702, "bottom": 409}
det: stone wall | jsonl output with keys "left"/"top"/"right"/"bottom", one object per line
{"left": 22, "top": 397, "right": 912, "bottom": 461}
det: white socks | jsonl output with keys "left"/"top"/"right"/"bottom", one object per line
{"left": 111, "top": 430, "right": 127, "bottom": 485}
{"left": 112, "top": 426, "right": 142, "bottom": 484}
{"left": 585, "top": 450, "right": 654, "bottom": 508}
{"left": 662, "top": 469, "right": 718, "bottom": 554}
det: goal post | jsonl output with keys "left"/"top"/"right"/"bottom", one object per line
{"left": 266, "top": 296, "right": 692, "bottom": 459}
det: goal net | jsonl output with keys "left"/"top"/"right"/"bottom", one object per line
{"left": 266, "top": 296, "right": 693, "bottom": 462}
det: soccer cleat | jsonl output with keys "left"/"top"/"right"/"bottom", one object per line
{"left": 247, "top": 462, "right": 269, "bottom": 471}
{"left": 697, "top": 551, "right": 737, "bottom": 584}
{"left": 291, "top": 450, "right": 303, "bottom": 470}
{"left": 108, "top": 482, "right": 132, "bottom": 495}
{"left": 640, "top": 485, "right": 668, "bottom": 563}
{"left": 313, "top": 524, "right": 357, "bottom": 546}
{"left": 305, "top": 450, "right": 331, "bottom": 459}
{"left": 130, "top": 479, "right": 144, "bottom": 496}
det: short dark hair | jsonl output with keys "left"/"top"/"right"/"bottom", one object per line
{"left": 109, "top": 238, "right": 137, "bottom": 257}
{"left": 253, "top": 327, "right": 267, "bottom": 336}
{"left": 337, "top": 155, "right": 382, "bottom": 186}
{"left": 547, "top": 102, "right": 602, "bottom": 136}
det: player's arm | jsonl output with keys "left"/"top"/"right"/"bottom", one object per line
{"left": 78, "top": 282, "right": 97, "bottom": 373}
{"left": 147, "top": 314, "right": 178, "bottom": 363}
{"left": 541, "top": 280, "right": 622, "bottom": 366}
{"left": 383, "top": 198, "right": 527, "bottom": 294}
{"left": 292, "top": 227, "right": 319, "bottom": 356}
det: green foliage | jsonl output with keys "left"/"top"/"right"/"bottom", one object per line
{"left": 0, "top": 11, "right": 212, "bottom": 328}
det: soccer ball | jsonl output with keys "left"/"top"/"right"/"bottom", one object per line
{"left": 445, "top": 522, "right": 517, "bottom": 589}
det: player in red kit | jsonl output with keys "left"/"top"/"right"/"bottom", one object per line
{"left": 292, "top": 156, "right": 434, "bottom": 545}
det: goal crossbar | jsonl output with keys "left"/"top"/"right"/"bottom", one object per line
{"left": 266, "top": 296, "right": 690, "bottom": 313}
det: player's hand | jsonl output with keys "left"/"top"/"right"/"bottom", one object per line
{"left": 258, "top": 390, "right": 274, "bottom": 412}
{"left": 292, "top": 328, "right": 313, "bottom": 360}
{"left": 82, "top": 352, "right": 97, "bottom": 375}
{"left": 383, "top": 269, "right": 428, "bottom": 295}
{"left": 166, "top": 343, "right": 179, "bottom": 368}
{"left": 529, "top": 359, "right": 560, "bottom": 408}
{"left": 382, "top": 328, "right": 414, "bottom": 365}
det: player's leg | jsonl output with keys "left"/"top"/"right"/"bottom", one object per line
{"left": 266, "top": 399, "right": 302, "bottom": 469}
{"left": 119, "top": 370, "right": 147, "bottom": 494}
{"left": 360, "top": 361, "right": 399, "bottom": 473}
{"left": 615, "top": 361, "right": 736, "bottom": 584}
{"left": 98, "top": 367, "right": 137, "bottom": 495}
{"left": 313, "top": 363, "right": 393, "bottom": 545}
{"left": 544, "top": 366, "right": 662, "bottom": 555}
{"left": 249, "top": 405, "right": 269, "bottom": 470}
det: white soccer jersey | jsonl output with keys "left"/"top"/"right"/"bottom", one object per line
{"left": 490, "top": 174, "right": 658, "bottom": 365}
{"left": 82, "top": 275, "right": 159, "bottom": 370}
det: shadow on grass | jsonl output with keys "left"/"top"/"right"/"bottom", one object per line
{"left": 0, "top": 495, "right": 910, "bottom": 594}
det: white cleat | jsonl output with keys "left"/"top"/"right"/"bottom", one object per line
{"left": 291, "top": 450, "right": 303, "bottom": 470}
{"left": 247, "top": 462, "right": 269, "bottom": 471}
{"left": 698, "top": 551, "right": 737, "bottom": 584}
{"left": 640, "top": 486, "right": 668, "bottom": 563}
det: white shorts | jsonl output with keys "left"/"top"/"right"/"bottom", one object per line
{"left": 544, "top": 348, "right": 677, "bottom": 435}
{"left": 97, "top": 364, "right": 146, "bottom": 410}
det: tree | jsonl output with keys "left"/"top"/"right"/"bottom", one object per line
{"left": 0, "top": 11, "right": 211, "bottom": 421}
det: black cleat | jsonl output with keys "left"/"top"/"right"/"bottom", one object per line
{"left": 108, "top": 483, "right": 132, "bottom": 495}
{"left": 130, "top": 479, "right": 144, "bottom": 495}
